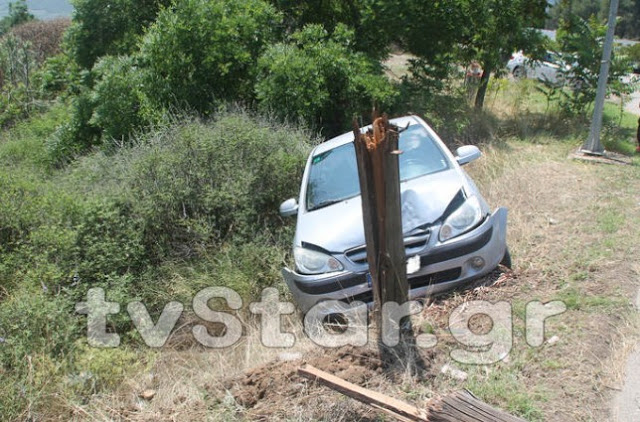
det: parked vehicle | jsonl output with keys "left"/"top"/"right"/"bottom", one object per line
{"left": 279, "top": 116, "right": 509, "bottom": 314}
{"left": 506, "top": 50, "right": 578, "bottom": 87}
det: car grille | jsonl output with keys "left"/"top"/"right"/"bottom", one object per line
{"left": 344, "top": 229, "right": 431, "bottom": 265}
{"left": 343, "top": 267, "right": 461, "bottom": 304}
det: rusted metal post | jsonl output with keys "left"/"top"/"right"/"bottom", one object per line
{"left": 353, "top": 115, "right": 411, "bottom": 365}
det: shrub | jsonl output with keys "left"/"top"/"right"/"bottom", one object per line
{"left": 139, "top": 0, "right": 281, "bottom": 113}
{"left": 65, "top": 0, "right": 171, "bottom": 69}
{"left": 46, "top": 90, "right": 100, "bottom": 165}
{"left": 110, "top": 111, "right": 312, "bottom": 260}
{"left": 556, "top": 16, "right": 631, "bottom": 116}
{"left": 8, "top": 18, "right": 70, "bottom": 64}
{"left": 256, "top": 24, "right": 398, "bottom": 137}
{"left": 0, "top": 106, "right": 313, "bottom": 420}
{"left": 89, "top": 55, "right": 147, "bottom": 142}
{"left": 0, "top": 290, "right": 78, "bottom": 375}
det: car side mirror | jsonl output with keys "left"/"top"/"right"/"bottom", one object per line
{"left": 279, "top": 198, "right": 299, "bottom": 217}
{"left": 455, "top": 145, "right": 482, "bottom": 166}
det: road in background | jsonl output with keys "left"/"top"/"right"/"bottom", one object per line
{"left": 614, "top": 290, "right": 640, "bottom": 422}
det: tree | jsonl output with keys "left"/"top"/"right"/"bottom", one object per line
{"left": 465, "top": 0, "right": 547, "bottom": 109}
{"left": 555, "top": 15, "right": 632, "bottom": 115}
{"left": 267, "top": 0, "right": 399, "bottom": 60}
{"left": 65, "top": 0, "right": 171, "bottom": 69}
{"left": 0, "top": 0, "right": 34, "bottom": 35}
{"left": 255, "top": 24, "right": 398, "bottom": 136}
{"left": 548, "top": 0, "right": 640, "bottom": 40}
{"left": 139, "top": 0, "right": 281, "bottom": 113}
{"left": 395, "top": 0, "right": 546, "bottom": 109}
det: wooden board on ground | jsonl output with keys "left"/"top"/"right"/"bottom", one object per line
{"left": 298, "top": 365, "right": 528, "bottom": 422}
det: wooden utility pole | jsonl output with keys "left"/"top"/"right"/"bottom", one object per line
{"left": 353, "top": 115, "right": 413, "bottom": 366}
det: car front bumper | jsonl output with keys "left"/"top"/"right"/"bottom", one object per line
{"left": 282, "top": 207, "right": 508, "bottom": 314}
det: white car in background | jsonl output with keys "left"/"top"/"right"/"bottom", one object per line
{"left": 506, "top": 50, "right": 572, "bottom": 86}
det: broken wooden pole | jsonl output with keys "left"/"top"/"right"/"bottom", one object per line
{"left": 298, "top": 365, "right": 528, "bottom": 422}
{"left": 353, "top": 115, "right": 413, "bottom": 366}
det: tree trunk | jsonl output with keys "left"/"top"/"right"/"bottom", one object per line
{"left": 474, "top": 64, "right": 492, "bottom": 110}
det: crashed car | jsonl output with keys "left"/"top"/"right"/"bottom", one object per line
{"left": 279, "top": 115, "right": 509, "bottom": 313}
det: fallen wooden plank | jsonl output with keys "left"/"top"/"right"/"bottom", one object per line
{"left": 298, "top": 364, "right": 429, "bottom": 421}
{"left": 298, "top": 365, "right": 528, "bottom": 422}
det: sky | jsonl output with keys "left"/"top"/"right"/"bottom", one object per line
{"left": 0, "top": 0, "right": 73, "bottom": 20}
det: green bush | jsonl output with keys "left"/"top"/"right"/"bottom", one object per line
{"left": 139, "top": 0, "right": 281, "bottom": 113}
{"left": 556, "top": 16, "right": 632, "bottom": 116}
{"left": 0, "top": 290, "right": 78, "bottom": 375}
{"left": 89, "top": 55, "right": 147, "bottom": 142}
{"left": 46, "top": 91, "right": 100, "bottom": 165}
{"left": 256, "top": 24, "right": 398, "bottom": 137}
{"left": 0, "top": 109, "right": 314, "bottom": 418}
{"left": 102, "top": 111, "right": 311, "bottom": 260}
{"left": 65, "top": 0, "right": 170, "bottom": 69}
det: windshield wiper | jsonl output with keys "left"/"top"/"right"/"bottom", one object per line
{"left": 309, "top": 199, "right": 344, "bottom": 211}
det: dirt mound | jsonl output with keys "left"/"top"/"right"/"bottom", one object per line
{"left": 221, "top": 345, "right": 436, "bottom": 418}
{"left": 224, "top": 346, "right": 383, "bottom": 407}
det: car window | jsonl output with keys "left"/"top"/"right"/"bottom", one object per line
{"left": 305, "top": 124, "right": 450, "bottom": 211}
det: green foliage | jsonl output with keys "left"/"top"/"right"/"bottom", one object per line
{"left": 0, "top": 0, "right": 34, "bottom": 36}
{"left": 0, "top": 18, "right": 70, "bottom": 127}
{"left": 0, "top": 34, "right": 39, "bottom": 125}
{"left": 37, "top": 52, "right": 82, "bottom": 96}
{"left": 0, "top": 108, "right": 313, "bottom": 417}
{"left": 110, "top": 112, "right": 311, "bottom": 259}
{"left": 623, "top": 43, "right": 640, "bottom": 62}
{"left": 460, "top": 0, "right": 547, "bottom": 108}
{"left": 556, "top": 16, "right": 632, "bottom": 116}
{"left": 139, "top": 0, "right": 281, "bottom": 113}
{"left": 46, "top": 90, "right": 100, "bottom": 165}
{"left": 89, "top": 55, "right": 147, "bottom": 142}
{"left": 256, "top": 24, "right": 398, "bottom": 136}
{"left": 268, "top": 0, "right": 396, "bottom": 59}
{"left": 396, "top": 0, "right": 547, "bottom": 109}
{"left": 66, "top": 0, "right": 171, "bottom": 69}
{"left": 70, "top": 342, "right": 148, "bottom": 394}
{"left": 548, "top": 0, "right": 640, "bottom": 40}
{"left": 0, "top": 290, "right": 78, "bottom": 375}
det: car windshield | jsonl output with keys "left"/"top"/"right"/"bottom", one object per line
{"left": 306, "top": 124, "right": 450, "bottom": 211}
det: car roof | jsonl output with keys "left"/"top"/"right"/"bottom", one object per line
{"left": 312, "top": 115, "right": 425, "bottom": 156}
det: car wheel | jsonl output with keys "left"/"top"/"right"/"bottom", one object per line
{"left": 512, "top": 66, "right": 525, "bottom": 79}
{"left": 500, "top": 247, "right": 512, "bottom": 269}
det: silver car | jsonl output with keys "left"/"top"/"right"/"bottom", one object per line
{"left": 279, "top": 115, "right": 509, "bottom": 313}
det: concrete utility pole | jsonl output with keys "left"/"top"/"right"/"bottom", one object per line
{"left": 582, "top": 0, "right": 619, "bottom": 155}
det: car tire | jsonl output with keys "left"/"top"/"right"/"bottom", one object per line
{"left": 500, "top": 247, "right": 512, "bottom": 269}
{"left": 512, "top": 66, "right": 525, "bottom": 79}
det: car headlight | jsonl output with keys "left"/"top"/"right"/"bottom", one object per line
{"left": 439, "top": 196, "right": 483, "bottom": 242}
{"left": 294, "top": 247, "right": 344, "bottom": 275}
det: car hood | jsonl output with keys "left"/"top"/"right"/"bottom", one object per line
{"left": 296, "top": 169, "right": 464, "bottom": 253}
